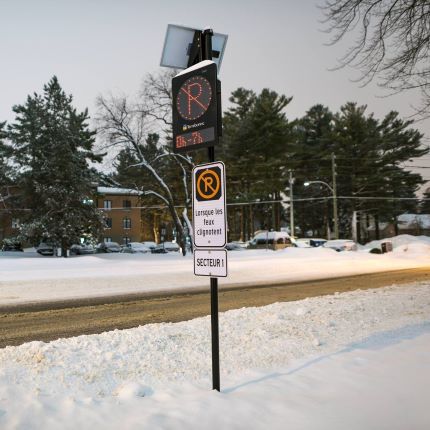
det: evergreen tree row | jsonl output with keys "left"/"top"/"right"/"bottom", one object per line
{"left": 1, "top": 75, "right": 428, "bottom": 248}
{"left": 1, "top": 77, "right": 104, "bottom": 254}
{"left": 220, "top": 90, "right": 427, "bottom": 240}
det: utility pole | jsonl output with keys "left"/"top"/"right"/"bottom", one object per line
{"left": 289, "top": 170, "right": 295, "bottom": 237}
{"left": 332, "top": 153, "right": 339, "bottom": 239}
{"left": 351, "top": 210, "right": 357, "bottom": 242}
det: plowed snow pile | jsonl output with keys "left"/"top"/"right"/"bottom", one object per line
{"left": 1, "top": 234, "right": 430, "bottom": 306}
{"left": 0, "top": 282, "right": 429, "bottom": 429}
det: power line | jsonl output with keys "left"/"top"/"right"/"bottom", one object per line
{"left": 3, "top": 195, "right": 429, "bottom": 213}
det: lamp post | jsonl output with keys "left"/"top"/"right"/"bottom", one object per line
{"left": 304, "top": 180, "right": 339, "bottom": 239}
{"left": 289, "top": 170, "right": 295, "bottom": 238}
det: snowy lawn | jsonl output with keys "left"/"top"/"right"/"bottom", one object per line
{"left": 0, "top": 282, "right": 429, "bottom": 429}
{"left": 1, "top": 234, "right": 430, "bottom": 307}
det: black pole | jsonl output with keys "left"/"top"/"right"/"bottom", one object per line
{"left": 201, "top": 28, "right": 221, "bottom": 392}
{"left": 208, "top": 139, "right": 219, "bottom": 392}
{"left": 210, "top": 277, "right": 220, "bottom": 391}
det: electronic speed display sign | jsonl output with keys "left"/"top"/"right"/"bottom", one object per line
{"left": 172, "top": 60, "right": 218, "bottom": 153}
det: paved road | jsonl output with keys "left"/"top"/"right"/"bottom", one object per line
{"left": 1, "top": 267, "right": 429, "bottom": 348}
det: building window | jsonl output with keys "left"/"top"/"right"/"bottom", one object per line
{"left": 104, "top": 237, "right": 112, "bottom": 243}
{"left": 103, "top": 200, "right": 112, "bottom": 210}
{"left": 123, "top": 217, "right": 131, "bottom": 229}
{"left": 123, "top": 199, "right": 132, "bottom": 209}
{"left": 105, "top": 218, "right": 112, "bottom": 229}
{"left": 11, "top": 219, "right": 20, "bottom": 229}
{"left": 123, "top": 237, "right": 131, "bottom": 245}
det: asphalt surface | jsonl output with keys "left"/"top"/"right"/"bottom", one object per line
{"left": 1, "top": 267, "right": 430, "bottom": 348}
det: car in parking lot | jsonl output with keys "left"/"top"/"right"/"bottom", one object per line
{"left": 323, "top": 239, "right": 357, "bottom": 252}
{"left": 293, "top": 238, "right": 312, "bottom": 248}
{"left": 226, "top": 241, "right": 246, "bottom": 251}
{"left": 36, "top": 242, "right": 55, "bottom": 256}
{"left": 293, "top": 238, "right": 327, "bottom": 248}
{"left": 308, "top": 238, "right": 327, "bottom": 247}
{"left": 96, "top": 242, "right": 122, "bottom": 253}
{"left": 141, "top": 241, "right": 157, "bottom": 251}
{"left": 121, "top": 242, "right": 152, "bottom": 253}
{"left": 70, "top": 244, "right": 96, "bottom": 255}
{"left": 247, "top": 231, "right": 293, "bottom": 250}
{"left": 1, "top": 239, "right": 23, "bottom": 252}
{"left": 152, "top": 241, "right": 181, "bottom": 253}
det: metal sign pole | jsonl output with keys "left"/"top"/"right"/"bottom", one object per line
{"left": 164, "top": 23, "right": 228, "bottom": 393}
{"left": 210, "top": 276, "right": 220, "bottom": 391}
{"left": 202, "top": 28, "right": 221, "bottom": 392}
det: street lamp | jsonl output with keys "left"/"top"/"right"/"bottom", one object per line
{"left": 304, "top": 180, "right": 339, "bottom": 239}
{"left": 289, "top": 170, "right": 295, "bottom": 238}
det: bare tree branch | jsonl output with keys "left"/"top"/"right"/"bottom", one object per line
{"left": 96, "top": 91, "right": 191, "bottom": 255}
{"left": 140, "top": 69, "right": 178, "bottom": 127}
{"left": 323, "top": 0, "right": 430, "bottom": 114}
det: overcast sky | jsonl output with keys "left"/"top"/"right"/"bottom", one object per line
{"left": 1, "top": 0, "right": 429, "bottom": 182}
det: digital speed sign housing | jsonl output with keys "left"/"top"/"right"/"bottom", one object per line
{"left": 172, "top": 60, "right": 219, "bottom": 153}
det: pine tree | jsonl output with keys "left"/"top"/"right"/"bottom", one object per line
{"left": 420, "top": 189, "right": 430, "bottom": 214}
{"left": 294, "top": 103, "right": 427, "bottom": 240}
{"left": 8, "top": 76, "right": 104, "bottom": 255}
{"left": 221, "top": 88, "right": 293, "bottom": 237}
{"left": 0, "top": 121, "right": 11, "bottom": 184}
{"left": 293, "top": 105, "right": 336, "bottom": 237}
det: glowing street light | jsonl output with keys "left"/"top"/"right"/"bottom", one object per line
{"left": 304, "top": 180, "right": 339, "bottom": 239}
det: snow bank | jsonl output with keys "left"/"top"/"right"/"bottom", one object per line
{"left": 1, "top": 234, "right": 430, "bottom": 307}
{"left": 362, "top": 234, "right": 430, "bottom": 256}
{"left": 0, "top": 282, "right": 429, "bottom": 429}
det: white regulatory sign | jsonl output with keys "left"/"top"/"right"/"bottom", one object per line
{"left": 192, "top": 161, "right": 227, "bottom": 248}
{"left": 194, "top": 248, "right": 228, "bottom": 277}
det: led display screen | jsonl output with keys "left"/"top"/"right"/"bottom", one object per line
{"left": 172, "top": 62, "right": 218, "bottom": 153}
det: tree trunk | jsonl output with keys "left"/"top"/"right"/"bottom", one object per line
{"left": 275, "top": 191, "right": 281, "bottom": 231}
{"left": 357, "top": 212, "right": 362, "bottom": 243}
{"left": 153, "top": 212, "right": 159, "bottom": 243}
{"left": 240, "top": 206, "right": 245, "bottom": 242}
{"left": 325, "top": 200, "right": 330, "bottom": 239}
{"left": 249, "top": 204, "right": 254, "bottom": 239}
{"left": 375, "top": 214, "right": 380, "bottom": 240}
{"left": 272, "top": 200, "right": 276, "bottom": 231}
{"left": 164, "top": 200, "right": 186, "bottom": 256}
{"left": 394, "top": 218, "right": 399, "bottom": 236}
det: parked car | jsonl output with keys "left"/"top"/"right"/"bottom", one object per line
{"left": 121, "top": 242, "right": 152, "bottom": 253}
{"left": 96, "top": 242, "right": 122, "bottom": 253}
{"left": 323, "top": 239, "right": 357, "bottom": 252}
{"left": 293, "top": 238, "right": 327, "bottom": 248}
{"left": 309, "top": 238, "right": 327, "bottom": 247}
{"left": 36, "top": 242, "right": 55, "bottom": 256}
{"left": 70, "top": 244, "right": 96, "bottom": 255}
{"left": 152, "top": 241, "right": 181, "bottom": 254}
{"left": 293, "top": 238, "right": 312, "bottom": 248}
{"left": 141, "top": 241, "right": 157, "bottom": 251}
{"left": 1, "top": 239, "right": 23, "bottom": 252}
{"left": 226, "top": 241, "right": 246, "bottom": 251}
{"left": 248, "top": 231, "right": 293, "bottom": 250}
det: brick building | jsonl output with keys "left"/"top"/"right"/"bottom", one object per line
{"left": 96, "top": 187, "right": 143, "bottom": 244}
{"left": 1, "top": 185, "right": 175, "bottom": 246}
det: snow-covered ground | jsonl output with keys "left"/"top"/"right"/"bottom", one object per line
{"left": 1, "top": 234, "right": 430, "bottom": 307}
{"left": 0, "top": 282, "right": 429, "bottom": 429}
